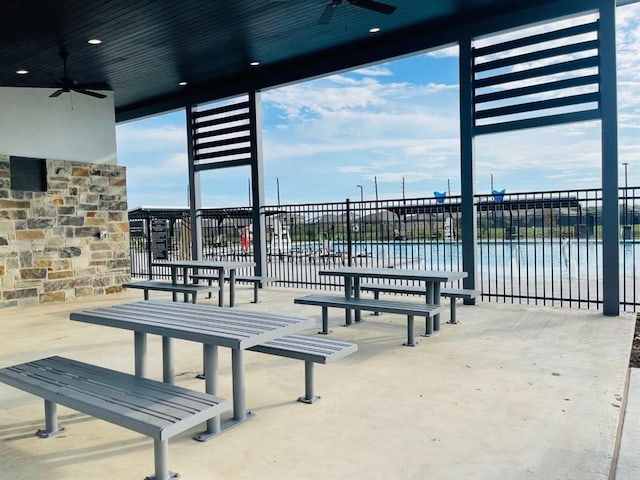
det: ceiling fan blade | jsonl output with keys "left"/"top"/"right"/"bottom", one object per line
{"left": 49, "top": 89, "right": 64, "bottom": 98}
{"left": 317, "top": 3, "right": 336, "bottom": 25}
{"left": 72, "top": 87, "right": 107, "bottom": 99}
{"left": 348, "top": 0, "right": 396, "bottom": 14}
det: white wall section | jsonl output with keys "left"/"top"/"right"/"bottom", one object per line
{"left": 0, "top": 87, "right": 116, "bottom": 164}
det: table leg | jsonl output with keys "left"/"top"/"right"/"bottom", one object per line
{"left": 182, "top": 266, "right": 189, "bottom": 303}
{"left": 171, "top": 267, "right": 178, "bottom": 302}
{"left": 231, "top": 348, "right": 247, "bottom": 421}
{"left": 344, "top": 276, "right": 353, "bottom": 326}
{"left": 217, "top": 269, "right": 225, "bottom": 307}
{"left": 194, "top": 344, "right": 221, "bottom": 441}
{"left": 162, "top": 336, "right": 175, "bottom": 384}
{"left": 433, "top": 282, "right": 441, "bottom": 331}
{"left": 229, "top": 269, "right": 236, "bottom": 307}
{"left": 422, "top": 282, "right": 435, "bottom": 337}
{"left": 134, "top": 331, "right": 147, "bottom": 377}
{"left": 354, "top": 276, "right": 362, "bottom": 323}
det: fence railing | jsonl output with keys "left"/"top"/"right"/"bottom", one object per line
{"left": 129, "top": 187, "right": 640, "bottom": 312}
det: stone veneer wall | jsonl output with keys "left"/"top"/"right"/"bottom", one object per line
{"left": 0, "top": 155, "right": 130, "bottom": 307}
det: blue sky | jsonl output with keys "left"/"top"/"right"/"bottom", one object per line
{"left": 116, "top": 4, "right": 640, "bottom": 209}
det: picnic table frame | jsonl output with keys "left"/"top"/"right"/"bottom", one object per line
{"left": 152, "top": 259, "right": 255, "bottom": 307}
{"left": 319, "top": 267, "right": 467, "bottom": 330}
{"left": 70, "top": 300, "right": 314, "bottom": 440}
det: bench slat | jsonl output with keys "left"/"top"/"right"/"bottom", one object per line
{"left": 0, "top": 356, "right": 230, "bottom": 441}
{"left": 294, "top": 294, "right": 443, "bottom": 316}
{"left": 249, "top": 334, "right": 357, "bottom": 364}
{"left": 124, "top": 281, "right": 218, "bottom": 293}
{"left": 441, "top": 287, "right": 479, "bottom": 300}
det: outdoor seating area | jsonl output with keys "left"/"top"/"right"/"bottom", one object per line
{"left": 0, "top": 285, "right": 635, "bottom": 479}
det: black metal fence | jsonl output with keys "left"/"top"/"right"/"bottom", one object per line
{"left": 129, "top": 187, "right": 640, "bottom": 311}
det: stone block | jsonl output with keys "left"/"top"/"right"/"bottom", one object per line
{"left": 109, "top": 177, "right": 126, "bottom": 187}
{"left": 108, "top": 212, "right": 124, "bottom": 222}
{"left": 72, "top": 166, "right": 90, "bottom": 177}
{"left": 59, "top": 216, "right": 84, "bottom": 226}
{"left": 91, "top": 250, "right": 113, "bottom": 260}
{"left": 20, "top": 268, "right": 47, "bottom": 280}
{"left": 48, "top": 270, "right": 73, "bottom": 280}
{"left": 19, "top": 251, "right": 33, "bottom": 267}
{"left": 75, "top": 286, "right": 95, "bottom": 297}
{"left": 60, "top": 246, "right": 82, "bottom": 257}
{"left": 34, "top": 259, "right": 53, "bottom": 269}
{"left": 0, "top": 190, "right": 8, "bottom": 199}
{"left": 16, "top": 230, "right": 45, "bottom": 240}
{"left": 0, "top": 265, "right": 4, "bottom": 275}
{"left": 57, "top": 206, "right": 76, "bottom": 215}
{"left": 27, "top": 218, "right": 55, "bottom": 229}
{"left": 85, "top": 217, "right": 106, "bottom": 226}
{"left": 33, "top": 205, "right": 58, "bottom": 217}
{"left": 105, "top": 285, "right": 123, "bottom": 294}
{"left": 4, "top": 288, "right": 38, "bottom": 300}
{"left": 74, "top": 227, "right": 99, "bottom": 237}
{"left": 0, "top": 199, "right": 30, "bottom": 209}
{"left": 14, "top": 220, "right": 27, "bottom": 230}
{"left": 0, "top": 237, "right": 7, "bottom": 246}
{"left": 79, "top": 204, "right": 98, "bottom": 211}
{"left": 40, "top": 291, "right": 66, "bottom": 303}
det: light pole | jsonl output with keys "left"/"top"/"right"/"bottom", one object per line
{"left": 356, "top": 184, "right": 363, "bottom": 202}
{"left": 622, "top": 162, "right": 629, "bottom": 239}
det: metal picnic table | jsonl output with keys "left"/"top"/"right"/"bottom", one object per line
{"left": 69, "top": 300, "right": 314, "bottom": 440}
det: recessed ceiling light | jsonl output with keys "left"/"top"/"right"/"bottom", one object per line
{"left": 178, "top": 81, "right": 188, "bottom": 86}
{"left": 16, "top": 69, "right": 29, "bottom": 75}
{"left": 250, "top": 61, "right": 260, "bottom": 66}
{"left": 369, "top": 27, "right": 381, "bottom": 33}
{"left": 88, "top": 38, "right": 103, "bottom": 45}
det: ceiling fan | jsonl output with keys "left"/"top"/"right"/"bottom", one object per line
{"left": 49, "top": 50, "right": 108, "bottom": 99}
{"left": 318, "top": 0, "right": 397, "bottom": 25}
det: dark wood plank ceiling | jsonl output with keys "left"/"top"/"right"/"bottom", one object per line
{"left": 0, "top": 0, "right": 580, "bottom": 121}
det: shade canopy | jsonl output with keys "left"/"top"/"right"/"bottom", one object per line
{"left": 1, "top": 0, "right": 572, "bottom": 122}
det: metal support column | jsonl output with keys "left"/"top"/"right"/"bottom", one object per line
{"left": 459, "top": 35, "right": 478, "bottom": 303}
{"left": 187, "top": 105, "right": 203, "bottom": 261}
{"left": 248, "top": 90, "right": 267, "bottom": 278}
{"left": 600, "top": 0, "right": 620, "bottom": 315}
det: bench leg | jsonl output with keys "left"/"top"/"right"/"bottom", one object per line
{"left": 145, "top": 438, "right": 178, "bottom": 480}
{"left": 194, "top": 344, "right": 221, "bottom": 441}
{"left": 319, "top": 306, "right": 330, "bottom": 334}
{"left": 252, "top": 282, "right": 259, "bottom": 303}
{"left": 298, "top": 361, "right": 320, "bottom": 404}
{"left": 36, "top": 399, "right": 65, "bottom": 438}
{"left": 143, "top": 289, "right": 150, "bottom": 301}
{"left": 447, "top": 299, "right": 458, "bottom": 324}
{"left": 208, "top": 278, "right": 213, "bottom": 299}
{"left": 191, "top": 292, "right": 197, "bottom": 304}
{"left": 373, "top": 291, "right": 380, "bottom": 316}
{"left": 403, "top": 315, "right": 417, "bottom": 347}
{"left": 421, "top": 315, "right": 434, "bottom": 337}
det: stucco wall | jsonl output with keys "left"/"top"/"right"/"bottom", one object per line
{"left": 0, "top": 155, "right": 130, "bottom": 307}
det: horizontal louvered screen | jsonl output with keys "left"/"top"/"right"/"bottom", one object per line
{"left": 473, "top": 19, "right": 601, "bottom": 135}
{"left": 192, "top": 97, "right": 253, "bottom": 171}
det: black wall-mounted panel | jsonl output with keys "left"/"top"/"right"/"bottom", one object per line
{"left": 10, "top": 156, "right": 47, "bottom": 192}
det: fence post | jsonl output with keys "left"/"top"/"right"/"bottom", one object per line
{"left": 346, "top": 199, "right": 352, "bottom": 267}
{"left": 145, "top": 211, "right": 153, "bottom": 280}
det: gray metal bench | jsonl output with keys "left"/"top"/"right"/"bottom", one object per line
{"left": 0, "top": 356, "right": 230, "bottom": 480}
{"left": 248, "top": 334, "right": 357, "bottom": 403}
{"left": 360, "top": 283, "right": 479, "bottom": 324}
{"left": 190, "top": 274, "right": 275, "bottom": 303}
{"left": 293, "top": 294, "right": 444, "bottom": 346}
{"left": 123, "top": 280, "right": 218, "bottom": 304}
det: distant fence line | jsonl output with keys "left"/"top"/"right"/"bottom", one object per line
{"left": 129, "top": 187, "right": 640, "bottom": 312}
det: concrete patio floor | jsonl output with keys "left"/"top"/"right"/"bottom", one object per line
{"left": 0, "top": 286, "right": 636, "bottom": 480}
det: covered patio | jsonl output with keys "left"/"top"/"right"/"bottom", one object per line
{"left": 0, "top": 287, "right": 635, "bottom": 478}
